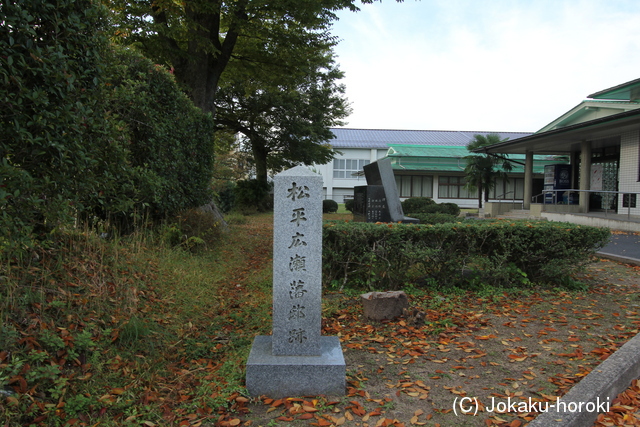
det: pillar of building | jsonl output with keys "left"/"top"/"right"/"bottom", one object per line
{"left": 523, "top": 150, "right": 534, "bottom": 209}
{"left": 579, "top": 140, "right": 592, "bottom": 213}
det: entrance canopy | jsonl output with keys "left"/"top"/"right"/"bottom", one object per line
{"left": 475, "top": 109, "right": 640, "bottom": 155}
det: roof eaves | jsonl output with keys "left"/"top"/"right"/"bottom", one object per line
{"left": 475, "top": 108, "right": 640, "bottom": 153}
{"left": 588, "top": 77, "right": 640, "bottom": 99}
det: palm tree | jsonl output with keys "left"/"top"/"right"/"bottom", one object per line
{"left": 464, "top": 134, "right": 513, "bottom": 209}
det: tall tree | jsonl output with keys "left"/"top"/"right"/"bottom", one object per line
{"left": 105, "top": 0, "right": 368, "bottom": 114}
{"left": 214, "top": 50, "right": 350, "bottom": 183}
{"left": 464, "top": 134, "right": 512, "bottom": 209}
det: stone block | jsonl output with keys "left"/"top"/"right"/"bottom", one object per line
{"left": 364, "top": 158, "right": 404, "bottom": 222}
{"left": 246, "top": 335, "right": 346, "bottom": 398}
{"left": 361, "top": 291, "right": 409, "bottom": 321}
{"left": 359, "top": 159, "right": 418, "bottom": 224}
{"left": 272, "top": 166, "right": 323, "bottom": 356}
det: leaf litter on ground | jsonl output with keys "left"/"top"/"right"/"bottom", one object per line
{"left": 3, "top": 214, "right": 640, "bottom": 427}
{"left": 225, "top": 231, "right": 640, "bottom": 427}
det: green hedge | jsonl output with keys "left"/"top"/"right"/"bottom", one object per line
{"left": 1, "top": 1, "right": 217, "bottom": 254}
{"left": 401, "top": 197, "right": 436, "bottom": 212}
{"left": 104, "top": 48, "right": 216, "bottom": 222}
{"left": 408, "top": 213, "right": 460, "bottom": 224}
{"left": 1, "top": 0, "right": 110, "bottom": 251}
{"left": 438, "top": 203, "right": 461, "bottom": 217}
{"left": 403, "top": 197, "right": 461, "bottom": 217}
{"left": 322, "top": 220, "right": 610, "bottom": 290}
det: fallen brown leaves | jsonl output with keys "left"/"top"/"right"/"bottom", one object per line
{"left": 5, "top": 214, "right": 640, "bottom": 427}
{"left": 232, "top": 258, "right": 640, "bottom": 427}
{"left": 594, "top": 379, "right": 640, "bottom": 427}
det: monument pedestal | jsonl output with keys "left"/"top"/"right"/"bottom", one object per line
{"left": 246, "top": 335, "right": 345, "bottom": 397}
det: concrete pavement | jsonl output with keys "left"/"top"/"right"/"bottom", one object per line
{"left": 597, "top": 231, "right": 640, "bottom": 265}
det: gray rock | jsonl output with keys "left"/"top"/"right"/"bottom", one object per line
{"left": 361, "top": 291, "right": 409, "bottom": 321}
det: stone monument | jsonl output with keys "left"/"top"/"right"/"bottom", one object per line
{"left": 353, "top": 158, "right": 418, "bottom": 223}
{"left": 245, "top": 166, "right": 345, "bottom": 397}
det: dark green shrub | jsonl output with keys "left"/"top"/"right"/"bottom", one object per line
{"left": 439, "top": 203, "right": 461, "bottom": 217}
{"left": 401, "top": 197, "right": 436, "bottom": 213}
{"left": 345, "top": 198, "right": 355, "bottom": 213}
{"left": 402, "top": 198, "right": 460, "bottom": 216}
{"left": 215, "top": 181, "right": 236, "bottom": 213}
{"left": 409, "top": 213, "right": 459, "bottom": 224}
{"left": 104, "top": 48, "right": 216, "bottom": 222}
{"left": 323, "top": 199, "right": 339, "bottom": 213}
{"left": 1, "top": 0, "right": 111, "bottom": 253}
{"left": 234, "top": 179, "right": 273, "bottom": 213}
{"left": 322, "top": 220, "right": 610, "bottom": 290}
{"left": 1, "top": 1, "right": 217, "bottom": 254}
{"left": 408, "top": 205, "right": 440, "bottom": 215}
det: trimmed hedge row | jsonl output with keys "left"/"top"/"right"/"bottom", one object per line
{"left": 408, "top": 213, "right": 460, "bottom": 224}
{"left": 402, "top": 197, "right": 461, "bottom": 217}
{"left": 322, "top": 220, "right": 610, "bottom": 290}
{"left": 402, "top": 197, "right": 460, "bottom": 218}
{"left": 401, "top": 197, "right": 436, "bottom": 211}
{"left": 409, "top": 202, "right": 460, "bottom": 216}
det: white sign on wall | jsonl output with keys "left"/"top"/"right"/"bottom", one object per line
{"left": 591, "top": 164, "right": 603, "bottom": 191}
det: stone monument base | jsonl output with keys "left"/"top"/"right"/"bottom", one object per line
{"left": 246, "top": 335, "right": 345, "bottom": 397}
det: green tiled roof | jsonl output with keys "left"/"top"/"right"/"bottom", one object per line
{"left": 386, "top": 144, "right": 566, "bottom": 174}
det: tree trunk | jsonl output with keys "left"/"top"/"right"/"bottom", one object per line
{"left": 173, "top": 52, "right": 217, "bottom": 114}
{"left": 477, "top": 180, "right": 483, "bottom": 209}
{"left": 252, "top": 140, "right": 270, "bottom": 184}
{"left": 167, "top": 1, "right": 245, "bottom": 115}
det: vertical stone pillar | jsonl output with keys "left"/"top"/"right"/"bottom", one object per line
{"left": 523, "top": 150, "right": 534, "bottom": 209}
{"left": 579, "top": 140, "right": 592, "bottom": 213}
{"left": 272, "top": 167, "right": 322, "bottom": 355}
{"left": 246, "top": 166, "right": 345, "bottom": 398}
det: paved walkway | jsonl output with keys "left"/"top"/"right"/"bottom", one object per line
{"left": 598, "top": 232, "right": 640, "bottom": 265}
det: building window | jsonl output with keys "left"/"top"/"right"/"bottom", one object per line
{"left": 488, "top": 178, "right": 525, "bottom": 200}
{"left": 438, "top": 176, "right": 472, "bottom": 199}
{"left": 333, "top": 159, "right": 370, "bottom": 179}
{"left": 395, "top": 175, "right": 433, "bottom": 198}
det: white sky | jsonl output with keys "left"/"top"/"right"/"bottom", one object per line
{"left": 330, "top": 0, "right": 640, "bottom": 133}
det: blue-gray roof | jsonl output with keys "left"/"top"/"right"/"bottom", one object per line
{"left": 329, "top": 128, "right": 532, "bottom": 149}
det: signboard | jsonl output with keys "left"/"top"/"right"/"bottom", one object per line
{"left": 591, "top": 164, "right": 603, "bottom": 191}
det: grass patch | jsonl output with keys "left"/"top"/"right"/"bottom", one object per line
{"left": 0, "top": 214, "right": 273, "bottom": 426}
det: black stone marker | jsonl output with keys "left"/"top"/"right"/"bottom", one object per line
{"left": 355, "top": 158, "right": 418, "bottom": 223}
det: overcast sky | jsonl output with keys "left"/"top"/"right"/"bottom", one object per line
{"left": 330, "top": 0, "right": 640, "bottom": 133}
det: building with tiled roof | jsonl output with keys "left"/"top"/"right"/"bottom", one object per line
{"left": 329, "top": 128, "right": 530, "bottom": 148}
{"left": 313, "top": 128, "right": 545, "bottom": 208}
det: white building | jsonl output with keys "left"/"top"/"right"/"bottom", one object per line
{"left": 314, "top": 128, "right": 532, "bottom": 208}
{"left": 480, "top": 77, "right": 640, "bottom": 221}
